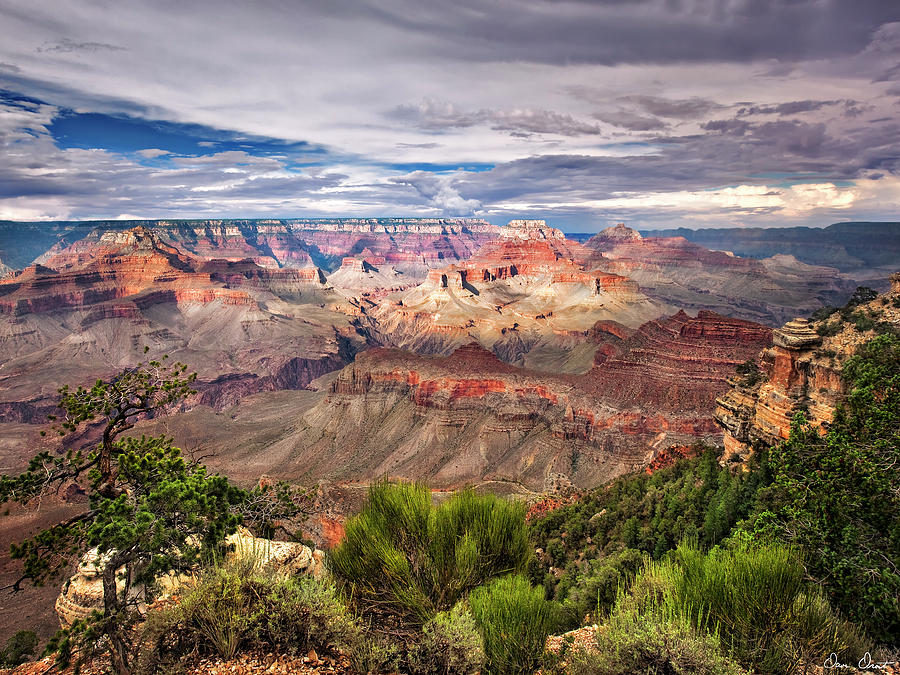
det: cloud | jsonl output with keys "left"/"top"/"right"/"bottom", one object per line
{"left": 136, "top": 148, "right": 170, "bottom": 158}
{"left": 619, "top": 95, "right": 723, "bottom": 119}
{"left": 389, "top": 99, "right": 603, "bottom": 136}
{"left": 737, "top": 99, "right": 847, "bottom": 116}
{"left": 390, "top": 171, "right": 482, "bottom": 215}
{"left": 0, "top": 1, "right": 897, "bottom": 227}
{"left": 36, "top": 38, "right": 125, "bottom": 54}
{"left": 593, "top": 110, "right": 669, "bottom": 131}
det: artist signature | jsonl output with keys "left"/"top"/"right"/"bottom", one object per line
{"left": 824, "top": 652, "right": 897, "bottom": 670}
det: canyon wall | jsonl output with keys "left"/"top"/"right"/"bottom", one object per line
{"left": 271, "top": 311, "right": 772, "bottom": 491}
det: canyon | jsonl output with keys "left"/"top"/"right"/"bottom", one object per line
{"left": 0, "top": 217, "right": 896, "bottom": 646}
{"left": 0, "top": 217, "right": 893, "bottom": 474}
{"left": 131, "top": 309, "right": 772, "bottom": 492}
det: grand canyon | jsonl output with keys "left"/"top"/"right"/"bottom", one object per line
{"left": 2, "top": 2, "right": 899, "bottom": 671}
{"left": 0, "top": 215, "right": 898, "bottom": 663}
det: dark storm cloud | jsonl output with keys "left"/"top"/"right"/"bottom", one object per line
{"left": 319, "top": 0, "right": 900, "bottom": 65}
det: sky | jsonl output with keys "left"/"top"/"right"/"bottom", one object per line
{"left": 0, "top": 0, "right": 898, "bottom": 231}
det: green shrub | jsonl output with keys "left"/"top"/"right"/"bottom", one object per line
{"left": 330, "top": 482, "right": 531, "bottom": 624}
{"left": 469, "top": 574, "right": 555, "bottom": 675}
{"left": 0, "top": 630, "right": 38, "bottom": 667}
{"left": 563, "top": 557, "right": 745, "bottom": 674}
{"left": 816, "top": 320, "right": 843, "bottom": 337}
{"left": 570, "top": 606, "right": 746, "bottom": 675}
{"left": 555, "top": 548, "right": 643, "bottom": 630}
{"left": 139, "top": 560, "right": 360, "bottom": 671}
{"left": 407, "top": 604, "right": 484, "bottom": 675}
{"left": 347, "top": 630, "right": 402, "bottom": 675}
{"left": 179, "top": 562, "right": 249, "bottom": 659}
{"left": 673, "top": 543, "right": 867, "bottom": 674}
{"left": 242, "top": 574, "right": 359, "bottom": 656}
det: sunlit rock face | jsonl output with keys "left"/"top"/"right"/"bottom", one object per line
{"left": 273, "top": 311, "right": 771, "bottom": 491}
{"left": 715, "top": 282, "right": 900, "bottom": 463}
{"left": 585, "top": 224, "right": 857, "bottom": 326}
{"left": 31, "top": 218, "right": 500, "bottom": 278}
{"left": 362, "top": 220, "right": 669, "bottom": 369}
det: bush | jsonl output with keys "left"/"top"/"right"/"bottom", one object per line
{"left": 570, "top": 608, "right": 746, "bottom": 675}
{"left": 179, "top": 562, "right": 250, "bottom": 659}
{"left": 0, "top": 630, "right": 38, "bottom": 667}
{"left": 673, "top": 543, "right": 868, "bottom": 674}
{"left": 139, "top": 559, "right": 360, "bottom": 671}
{"left": 469, "top": 574, "right": 555, "bottom": 675}
{"left": 330, "top": 482, "right": 531, "bottom": 624}
{"left": 555, "top": 548, "right": 643, "bottom": 630}
{"left": 407, "top": 604, "right": 484, "bottom": 675}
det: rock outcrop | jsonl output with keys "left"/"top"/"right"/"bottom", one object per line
{"left": 55, "top": 527, "right": 324, "bottom": 628}
{"left": 715, "top": 283, "right": 900, "bottom": 462}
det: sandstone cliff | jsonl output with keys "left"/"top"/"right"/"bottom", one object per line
{"left": 715, "top": 274, "right": 900, "bottom": 462}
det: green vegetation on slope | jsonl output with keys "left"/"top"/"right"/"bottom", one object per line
{"left": 752, "top": 332, "right": 900, "bottom": 643}
{"left": 529, "top": 446, "right": 769, "bottom": 629}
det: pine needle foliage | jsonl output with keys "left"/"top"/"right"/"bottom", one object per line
{"left": 329, "top": 481, "right": 531, "bottom": 625}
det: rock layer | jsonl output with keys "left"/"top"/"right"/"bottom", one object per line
{"left": 272, "top": 311, "right": 771, "bottom": 490}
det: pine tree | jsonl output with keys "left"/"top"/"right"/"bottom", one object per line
{"left": 0, "top": 355, "right": 245, "bottom": 674}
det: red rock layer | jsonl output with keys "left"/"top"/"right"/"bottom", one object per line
{"left": 581, "top": 310, "right": 772, "bottom": 413}
{"left": 0, "top": 230, "right": 264, "bottom": 316}
{"left": 289, "top": 310, "right": 772, "bottom": 489}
